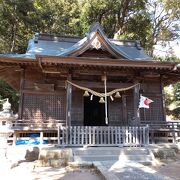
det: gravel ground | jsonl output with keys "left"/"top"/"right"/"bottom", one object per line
{"left": 152, "top": 155, "right": 180, "bottom": 180}
{"left": 1, "top": 162, "right": 104, "bottom": 180}
{"left": 1, "top": 154, "right": 180, "bottom": 180}
{"left": 1, "top": 159, "right": 179, "bottom": 180}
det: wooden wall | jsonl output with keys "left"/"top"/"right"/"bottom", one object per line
{"left": 140, "top": 78, "right": 164, "bottom": 123}
{"left": 21, "top": 68, "right": 67, "bottom": 125}
{"left": 20, "top": 67, "right": 165, "bottom": 126}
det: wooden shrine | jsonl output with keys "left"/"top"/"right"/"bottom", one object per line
{"left": 0, "top": 22, "right": 180, "bottom": 145}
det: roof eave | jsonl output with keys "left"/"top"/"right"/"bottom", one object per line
{"left": 36, "top": 55, "right": 177, "bottom": 70}
{"left": 0, "top": 56, "right": 36, "bottom": 66}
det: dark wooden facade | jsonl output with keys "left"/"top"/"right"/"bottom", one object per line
{"left": 19, "top": 63, "right": 164, "bottom": 127}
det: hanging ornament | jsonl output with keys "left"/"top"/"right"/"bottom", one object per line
{"left": 90, "top": 94, "right": 93, "bottom": 100}
{"left": 115, "top": 92, "right": 121, "bottom": 98}
{"left": 99, "top": 97, "right": 105, "bottom": 103}
{"left": 110, "top": 95, "right": 114, "bottom": 101}
{"left": 83, "top": 91, "right": 90, "bottom": 97}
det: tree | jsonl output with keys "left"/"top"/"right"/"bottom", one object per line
{"left": 0, "top": 0, "right": 39, "bottom": 53}
{"left": 147, "top": 0, "right": 180, "bottom": 56}
{"left": 0, "top": 0, "right": 179, "bottom": 54}
{"left": 79, "top": 0, "right": 150, "bottom": 49}
{"left": 0, "top": 0, "right": 82, "bottom": 53}
{"left": 165, "top": 83, "right": 180, "bottom": 119}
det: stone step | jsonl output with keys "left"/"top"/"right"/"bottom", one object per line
{"left": 73, "top": 147, "right": 150, "bottom": 156}
{"left": 74, "top": 154, "right": 153, "bottom": 163}
{"left": 72, "top": 147, "right": 154, "bottom": 165}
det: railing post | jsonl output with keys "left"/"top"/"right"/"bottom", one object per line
{"left": 146, "top": 124, "right": 149, "bottom": 145}
{"left": 172, "top": 123, "right": 177, "bottom": 143}
{"left": 57, "top": 125, "right": 60, "bottom": 145}
{"left": 40, "top": 131, "right": 44, "bottom": 145}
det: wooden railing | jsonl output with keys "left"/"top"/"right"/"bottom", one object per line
{"left": 141, "top": 121, "right": 180, "bottom": 129}
{"left": 58, "top": 125, "right": 149, "bottom": 147}
{"left": 141, "top": 121, "right": 180, "bottom": 143}
{"left": 11, "top": 119, "right": 65, "bottom": 130}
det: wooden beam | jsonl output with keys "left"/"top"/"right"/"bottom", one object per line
{"left": 37, "top": 55, "right": 176, "bottom": 70}
{"left": 0, "top": 57, "right": 36, "bottom": 65}
{"left": 141, "top": 72, "right": 160, "bottom": 77}
{"left": 22, "top": 89, "right": 65, "bottom": 95}
{"left": 34, "top": 83, "right": 54, "bottom": 91}
{"left": 72, "top": 69, "right": 135, "bottom": 77}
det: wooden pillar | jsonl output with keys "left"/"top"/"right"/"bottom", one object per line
{"left": 160, "top": 75, "right": 166, "bottom": 122}
{"left": 66, "top": 74, "right": 72, "bottom": 127}
{"left": 18, "top": 69, "right": 25, "bottom": 119}
{"left": 133, "top": 82, "right": 140, "bottom": 125}
{"left": 151, "top": 130, "right": 155, "bottom": 144}
{"left": 40, "top": 131, "right": 44, "bottom": 145}
{"left": 122, "top": 95, "right": 127, "bottom": 125}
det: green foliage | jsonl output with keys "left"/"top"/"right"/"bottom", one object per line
{"left": 0, "top": 0, "right": 38, "bottom": 53}
{"left": 154, "top": 55, "right": 180, "bottom": 62}
{"left": 118, "top": 13, "right": 152, "bottom": 49}
{"left": 0, "top": 0, "right": 179, "bottom": 54}
{"left": 147, "top": 0, "right": 180, "bottom": 55}
{"left": 0, "top": 80, "right": 19, "bottom": 112}
{"left": 165, "top": 81, "right": 180, "bottom": 119}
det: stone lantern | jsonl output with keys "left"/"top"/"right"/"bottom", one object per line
{"left": 0, "top": 98, "right": 15, "bottom": 160}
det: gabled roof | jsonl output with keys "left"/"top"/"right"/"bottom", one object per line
{"left": 58, "top": 22, "right": 131, "bottom": 58}
{"left": 24, "top": 22, "right": 151, "bottom": 60}
{"left": 0, "top": 22, "right": 151, "bottom": 61}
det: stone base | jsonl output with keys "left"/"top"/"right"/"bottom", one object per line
{"left": 36, "top": 147, "right": 73, "bottom": 168}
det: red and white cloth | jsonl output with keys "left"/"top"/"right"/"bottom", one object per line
{"left": 139, "top": 95, "right": 153, "bottom": 108}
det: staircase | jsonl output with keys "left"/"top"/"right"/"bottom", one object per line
{"left": 73, "top": 147, "right": 154, "bottom": 165}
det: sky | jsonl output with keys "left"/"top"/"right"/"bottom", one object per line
{"left": 154, "top": 39, "right": 180, "bottom": 58}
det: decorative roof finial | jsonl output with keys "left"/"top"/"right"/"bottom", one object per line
{"left": 34, "top": 33, "right": 39, "bottom": 43}
{"left": 88, "top": 22, "right": 104, "bottom": 34}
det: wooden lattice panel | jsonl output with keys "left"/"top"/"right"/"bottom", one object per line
{"left": 23, "top": 93, "right": 66, "bottom": 121}
{"left": 108, "top": 98, "right": 123, "bottom": 126}
{"left": 140, "top": 96, "right": 163, "bottom": 122}
{"left": 126, "top": 95, "right": 135, "bottom": 125}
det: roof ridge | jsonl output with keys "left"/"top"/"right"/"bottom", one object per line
{"left": 88, "top": 22, "right": 104, "bottom": 33}
{"left": 36, "top": 33, "right": 82, "bottom": 42}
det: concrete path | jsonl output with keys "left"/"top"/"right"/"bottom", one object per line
{"left": 94, "top": 161, "right": 171, "bottom": 180}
